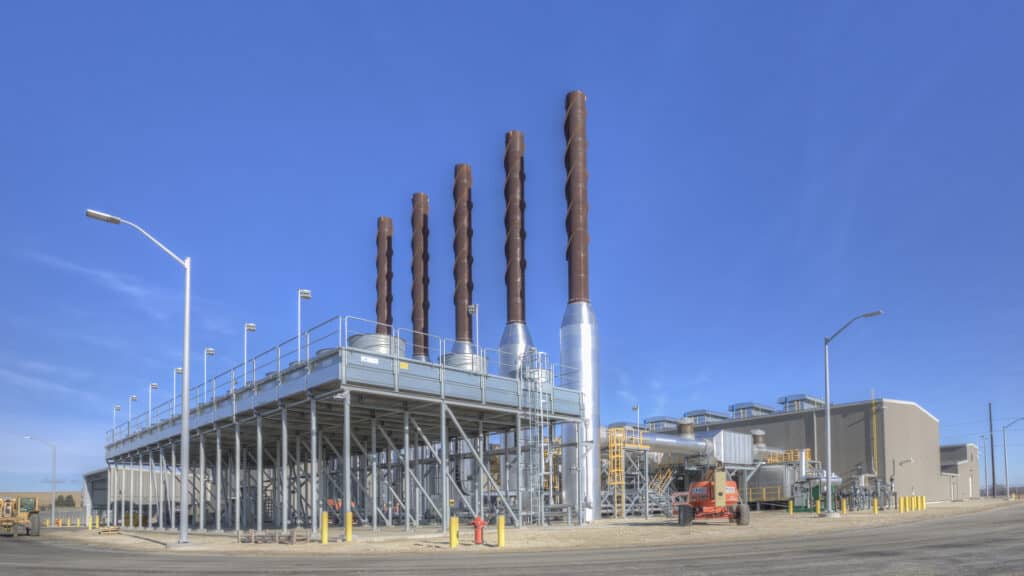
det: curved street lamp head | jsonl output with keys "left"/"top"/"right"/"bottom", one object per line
{"left": 129, "top": 394, "right": 137, "bottom": 402}
{"left": 861, "top": 310, "right": 884, "bottom": 318}
{"left": 150, "top": 382, "right": 159, "bottom": 389}
{"left": 175, "top": 367, "right": 183, "bottom": 375}
{"left": 245, "top": 323, "right": 257, "bottom": 332}
{"left": 298, "top": 289, "right": 312, "bottom": 300}
{"left": 85, "top": 209, "right": 121, "bottom": 225}
{"left": 205, "top": 347, "right": 216, "bottom": 356}
{"left": 114, "top": 404, "right": 122, "bottom": 411}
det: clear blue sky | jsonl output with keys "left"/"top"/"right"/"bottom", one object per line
{"left": 2, "top": 1, "right": 1022, "bottom": 491}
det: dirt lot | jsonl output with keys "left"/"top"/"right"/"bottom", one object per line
{"left": 46, "top": 498, "right": 1017, "bottom": 556}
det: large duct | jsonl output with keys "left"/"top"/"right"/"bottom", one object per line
{"left": 560, "top": 90, "right": 599, "bottom": 523}
{"left": 445, "top": 164, "right": 484, "bottom": 370}
{"left": 499, "top": 130, "right": 534, "bottom": 376}
{"left": 411, "top": 193, "right": 430, "bottom": 361}
{"left": 375, "top": 216, "right": 394, "bottom": 335}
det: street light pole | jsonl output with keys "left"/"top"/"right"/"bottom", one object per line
{"left": 297, "top": 289, "right": 312, "bottom": 363}
{"left": 113, "top": 404, "right": 121, "bottom": 440}
{"left": 128, "top": 395, "right": 137, "bottom": 435}
{"left": 823, "top": 309, "right": 883, "bottom": 517}
{"left": 172, "top": 367, "right": 182, "bottom": 416}
{"left": 86, "top": 208, "right": 193, "bottom": 545}
{"left": 23, "top": 436, "right": 56, "bottom": 528}
{"left": 148, "top": 383, "right": 158, "bottom": 427}
{"left": 203, "top": 348, "right": 216, "bottom": 403}
{"left": 1003, "top": 417, "right": 1024, "bottom": 501}
{"left": 979, "top": 435, "right": 988, "bottom": 497}
{"left": 243, "top": 323, "right": 256, "bottom": 388}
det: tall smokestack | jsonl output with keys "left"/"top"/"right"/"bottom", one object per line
{"left": 560, "top": 90, "right": 599, "bottom": 523}
{"left": 349, "top": 216, "right": 405, "bottom": 356}
{"left": 565, "top": 91, "right": 590, "bottom": 303}
{"left": 375, "top": 216, "right": 394, "bottom": 335}
{"left": 452, "top": 163, "right": 475, "bottom": 352}
{"left": 411, "top": 193, "right": 430, "bottom": 360}
{"left": 499, "top": 130, "right": 534, "bottom": 376}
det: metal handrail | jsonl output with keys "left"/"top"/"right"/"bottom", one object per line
{"left": 105, "top": 313, "right": 583, "bottom": 442}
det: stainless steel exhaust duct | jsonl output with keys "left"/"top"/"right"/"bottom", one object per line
{"left": 499, "top": 130, "right": 534, "bottom": 376}
{"left": 560, "top": 90, "right": 599, "bottom": 523}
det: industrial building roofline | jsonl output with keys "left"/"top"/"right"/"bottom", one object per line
{"left": 685, "top": 397, "right": 939, "bottom": 425}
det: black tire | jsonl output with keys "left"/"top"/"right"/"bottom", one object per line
{"left": 678, "top": 505, "right": 694, "bottom": 527}
{"left": 736, "top": 503, "right": 751, "bottom": 526}
{"left": 28, "top": 513, "right": 40, "bottom": 536}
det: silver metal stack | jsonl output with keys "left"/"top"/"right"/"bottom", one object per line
{"left": 560, "top": 90, "right": 600, "bottom": 523}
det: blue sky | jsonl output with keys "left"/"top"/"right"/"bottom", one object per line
{"left": 2, "top": 1, "right": 1022, "bottom": 490}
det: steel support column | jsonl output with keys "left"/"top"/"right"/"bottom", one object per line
{"left": 515, "top": 416, "right": 523, "bottom": 528}
{"left": 234, "top": 422, "right": 240, "bottom": 531}
{"left": 170, "top": 447, "right": 176, "bottom": 530}
{"left": 256, "top": 413, "right": 263, "bottom": 531}
{"left": 310, "top": 396, "right": 319, "bottom": 538}
{"left": 215, "top": 427, "right": 222, "bottom": 531}
{"left": 199, "top": 433, "right": 206, "bottom": 530}
{"left": 440, "top": 403, "right": 449, "bottom": 532}
{"left": 281, "top": 406, "right": 289, "bottom": 533}
{"left": 343, "top": 390, "right": 351, "bottom": 541}
{"left": 404, "top": 412, "right": 411, "bottom": 532}
{"left": 371, "top": 418, "right": 377, "bottom": 531}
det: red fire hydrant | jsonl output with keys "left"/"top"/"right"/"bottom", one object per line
{"left": 471, "top": 516, "right": 487, "bottom": 545}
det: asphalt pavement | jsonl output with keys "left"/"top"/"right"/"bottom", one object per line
{"left": 1, "top": 504, "right": 1021, "bottom": 575}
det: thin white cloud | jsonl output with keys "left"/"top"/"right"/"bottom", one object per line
{"left": 23, "top": 250, "right": 168, "bottom": 320}
{"left": 0, "top": 365, "right": 100, "bottom": 405}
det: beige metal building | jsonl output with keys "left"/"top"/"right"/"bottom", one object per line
{"left": 684, "top": 397, "right": 978, "bottom": 501}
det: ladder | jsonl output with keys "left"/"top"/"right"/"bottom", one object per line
{"left": 607, "top": 427, "right": 625, "bottom": 518}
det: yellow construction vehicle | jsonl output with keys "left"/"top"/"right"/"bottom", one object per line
{"left": 0, "top": 496, "right": 41, "bottom": 536}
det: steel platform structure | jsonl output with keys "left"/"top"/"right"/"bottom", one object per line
{"left": 102, "top": 315, "right": 586, "bottom": 535}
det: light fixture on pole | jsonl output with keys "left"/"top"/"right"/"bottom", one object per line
{"left": 632, "top": 404, "right": 640, "bottom": 431}
{"left": 978, "top": 435, "right": 988, "bottom": 498}
{"left": 148, "top": 383, "right": 159, "bottom": 427}
{"left": 172, "top": 367, "right": 183, "bottom": 416}
{"left": 203, "top": 348, "right": 216, "bottom": 403}
{"left": 823, "top": 309, "right": 883, "bottom": 518}
{"left": 86, "top": 208, "right": 193, "bottom": 545}
{"left": 23, "top": 435, "right": 57, "bottom": 528}
{"left": 112, "top": 404, "right": 121, "bottom": 440}
{"left": 297, "top": 289, "right": 312, "bottom": 363}
{"left": 243, "top": 323, "right": 256, "bottom": 389}
{"left": 1003, "top": 417, "right": 1024, "bottom": 501}
{"left": 127, "top": 394, "right": 137, "bottom": 435}
{"left": 468, "top": 303, "right": 479, "bottom": 355}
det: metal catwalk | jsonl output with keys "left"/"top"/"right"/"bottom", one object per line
{"left": 102, "top": 315, "right": 586, "bottom": 535}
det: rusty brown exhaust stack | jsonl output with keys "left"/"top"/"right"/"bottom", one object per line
{"left": 411, "top": 193, "right": 430, "bottom": 359}
{"left": 452, "top": 163, "right": 474, "bottom": 344}
{"left": 375, "top": 216, "right": 394, "bottom": 335}
{"left": 504, "top": 131, "right": 526, "bottom": 324}
{"left": 564, "top": 90, "right": 590, "bottom": 303}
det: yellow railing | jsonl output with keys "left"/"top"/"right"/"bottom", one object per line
{"left": 765, "top": 448, "right": 812, "bottom": 464}
{"left": 608, "top": 427, "right": 625, "bottom": 517}
{"left": 747, "top": 485, "right": 785, "bottom": 502}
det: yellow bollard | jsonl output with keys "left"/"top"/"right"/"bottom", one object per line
{"left": 788, "top": 500, "right": 794, "bottom": 515}
{"left": 497, "top": 514, "right": 505, "bottom": 548}
{"left": 77, "top": 518, "right": 81, "bottom": 528}
{"left": 321, "top": 511, "right": 329, "bottom": 544}
{"left": 449, "top": 517, "right": 459, "bottom": 549}
{"left": 344, "top": 511, "right": 353, "bottom": 543}
{"left": 841, "top": 498, "right": 847, "bottom": 515}
{"left": 815, "top": 499, "right": 821, "bottom": 515}
{"left": 872, "top": 497, "right": 878, "bottom": 515}
{"left": 921, "top": 496, "right": 927, "bottom": 511}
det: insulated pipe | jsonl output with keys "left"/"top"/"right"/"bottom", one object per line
{"left": 599, "top": 428, "right": 712, "bottom": 458}
{"left": 375, "top": 216, "right": 394, "bottom": 335}
{"left": 411, "top": 193, "right": 430, "bottom": 359}
{"left": 452, "top": 164, "right": 474, "bottom": 345}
